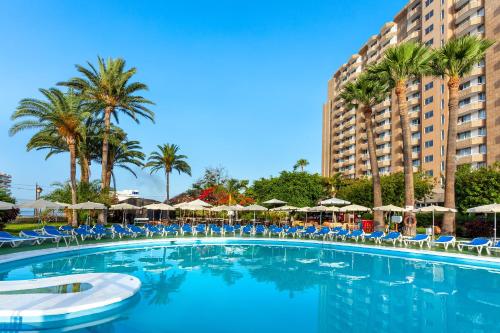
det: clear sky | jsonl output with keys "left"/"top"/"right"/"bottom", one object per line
{"left": 0, "top": 0, "right": 408, "bottom": 202}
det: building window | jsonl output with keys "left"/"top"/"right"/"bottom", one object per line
{"left": 457, "top": 147, "right": 471, "bottom": 156}
{"left": 478, "top": 92, "right": 486, "bottom": 101}
{"left": 424, "top": 110, "right": 434, "bottom": 119}
{"left": 441, "top": 130, "right": 445, "bottom": 140}
{"left": 441, "top": 84, "right": 444, "bottom": 94}
{"left": 478, "top": 109, "right": 486, "bottom": 119}
{"left": 458, "top": 131, "right": 471, "bottom": 140}
{"left": 426, "top": 170, "right": 434, "bottom": 177}
{"left": 441, "top": 9, "right": 444, "bottom": 19}
{"left": 458, "top": 113, "right": 471, "bottom": 123}
{"left": 425, "top": 0, "right": 433, "bottom": 7}
{"left": 441, "top": 145, "right": 445, "bottom": 156}
{"left": 424, "top": 155, "right": 434, "bottom": 163}
{"left": 477, "top": 75, "right": 485, "bottom": 84}
{"left": 479, "top": 144, "right": 487, "bottom": 154}
{"left": 425, "top": 24, "right": 434, "bottom": 35}
{"left": 441, "top": 114, "right": 445, "bottom": 125}
{"left": 424, "top": 39, "right": 434, "bottom": 47}
{"left": 425, "top": 140, "right": 434, "bottom": 148}
{"left": 424, "top": 82, "right": 434, "bottom": 91}
{"left": 413, "top": 159, "right": 421, "bottom": 167}
{"left": 459, "top": 97, "right": 471, "bottom": 108}
{"left": 412, "top": 132, "right": 421, "bottom": 140}
{"left": 411, "top": 118, "right": 420, "bottom": 126}
{"left": 412, "top": 145, "right": 421, "bottom": 153}
{"left": 425, "top": 125, "right": 434, "bottom": 133}
{"left": 441, "top": 24, "right": 444, "bottom": 34}
{"left": 478, "top": 127, "right": 486, "bottom": 136}
{"left": 425, "top": 96, "right": 434, "bottom": 105}
{"left": 425, "top": 10, "right": 434, "bottom": 20}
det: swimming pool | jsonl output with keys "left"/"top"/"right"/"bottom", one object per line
{"left": 1, "top": 239, "right": 500, "bottom": 332}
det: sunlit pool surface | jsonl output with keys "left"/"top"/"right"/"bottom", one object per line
{"left": 1, "top": 241, "right": 500, "bottom": 332}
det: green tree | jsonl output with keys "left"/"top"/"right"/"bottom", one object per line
{"left": 293, "top": 159, "right": 309, "bottom": 172}
{"left": 144, "top": 144, "right": 192, "bottom": 202}
{"left": 59, "top": 57, "right": 154, "bottom": 190}
{"left": 248, "top": 171, "right": 328, "bottom": 207}
{"left": 455, "top": 164, "right": 500, "bottom": 213}
{"left": 223, "top": 178, "right": 249, "bottom": 205}
{"left": 340, "top": 73, "right": 389, "bottom": 230}
{"left": 430, "top": 36, "right": 494, "bottom": 234}
{"left": 10, "top": 88, "right": 90, "bottom": 226}
{"left": 369, "top": 42, "right": 433, "bottom": 235}
{"left": 0, "top": 189, "right": 18, "bottom": 230}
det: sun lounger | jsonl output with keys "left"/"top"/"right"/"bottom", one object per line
{"left": 92, "top": 225, "right": 112, "bottom": 239}
{"left": 43, "top": 226, "right": 75, "bottom": 245}
{"left": 433, "top": 235, "right": 456, "bottom": 250}
{"left": 489, "top": 241, "right": 500, "bottom": 253}
{"left": 345, "top": 229, "right": 365, "bottom": 242}
{"left": 269, "top": 226, "right": 284, "bottom": 238}
{"left": 241, "top": 225, "right": 253, "bottom": 236}
{"left": 457, "top": 237, "right": 492, "bottom": 255}
{"left": 73, "top": 226, "right": 94, "bottom": 241}
{"left": 301, "top": 226, "right": 316, "bottom": 238}
{"left": 144, "top": 224, "right": 162, "bottom": 237}
{"left": 223, "top": 225, "right": 235, "bottom": 236}
{"left": 284, "top": 226, "right": 298, "bottom": 238}
{"left": 210, "top": 225, "right": 222, "bottom": 236}
{"left": 111, "top": 224, "right": 134, "bottom": 239}
{"left": 181, "top": 224, "right": 193, "bottom": 236}
{"left": 127, "top": 224, "right": 146, "bottom": 237}
{"left": 0, "top": 231, "right": 38, "bottom": 247}
{"left": 381, "top": 231, "right": 402, "bottom": 245}
{"left": 20, "top": 230, "right": 60, "bottom": 244}
{"left": 404, "top": 234, "right": 430, "bottom": 248}
{"left": 334, "top": 229, "right": 349, "bottom": 240}
{"left": 195, "top": 224, "right": 207, "bottom": 236}
{"left": 364, "top": 231, "right": 385, "bottom": 243}
{"left": 255, "top": 225, "right": 266, "bottom": 236}
{"left": 314, "top": 227, "right": 330, "bottom": 240}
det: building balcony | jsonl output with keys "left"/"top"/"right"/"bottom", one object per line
{"left": 378, "top": 159, "right": 391, "bottom": 167}
{"left": 406, "top": 18, "right": 421, "bottom": 34}
{"left": 375, "top": 111, "right": 390, "bottom": 122}
{"left": 455, "top": 1, "right": 483, "bottom": 24}
{"left": 457, "top": 153, "right": 486, "bottom": 165}
{"left": 344, "top": 117, "right": 356, "bottom": 127}
{"left": 375, "top": 123, "right": 391, "bottom": 133}
{"left": 458, "top": 101, "right": 486, "bottom": 115}
{"left": 375, "top": 136, "right": 391, "bottom": 145}
{"left": 411, "top": 137, "right": 421, "bottom": 146}
{"left": 454, "top": 0, "right": 471, "bottom": 10}
{"left": 410, "top": 124, "right": 420, "bottom": 132}
{"left": 459, "top": 84, "right": 485, "bottom": 99}
{"left": 456, "top": 136, "right": 486, "bottom": 149}
{"left": 407, "top": 98, "right": 421, "bottom": 107}
{"left": 380, "top": 29, "right": 397, "bottom": 45}
{"left": 457, "top": 119, "right": 486, "bottom": 132}
{"left": 411, "top": 151, "right": 420, "bottom": 159}
{"left": 456, "top": 16, "right": 485, "bottom": 37}
{"left": 404, "top": 30, "right": 420, "bottom": 43}
{"left": 407, "top": 82, "right": 420, "bottom": 94}
{"left": 407, "top": 4, "right": 421, "bottom": 21}
{"left": 345, "top": 128, "right": 356, "bottom": 136}
{"left": 376, "top": 147, "right": 391, "bottom": 155}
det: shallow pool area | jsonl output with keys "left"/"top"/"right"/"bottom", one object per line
{"left": 1, "top": 239, "right": 500, "bottom": 332}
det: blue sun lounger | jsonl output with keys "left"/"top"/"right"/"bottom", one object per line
{"left": 92, "top": 225, "right": 112, "bottom": 239}
{"left": 364, "top": 230, "right": 385, "bottom": 243}
{"left": 144, "top": 224, "right": 162, "bottom": 237}
{"left": 314, "top": 227, "right": 330, "bottom": 240}
{"left": 195, "top": 224, "right": 207, "bottom": 236}
{"left": 404, "top": 234, "right": 430, "bottom": 248}
{"left": 301, "top": 226, "right": 317, "bottom": 238}
{"left": 284, "top": 226, "right": 298, "bottom": 238}
{"left": 0, "top": 231, "right": 38, "bottom": 247}
{"left": 20, "top": 230, "right": 60, "bottom": 244}
{"left": 255, "top": 225, "right": 266, "bottom": 236}
{"left": 241, "top": 225, "right": 253, "bottom": 236}
{"left": 269, "top": 226, "right": 284, "bottom": 238}
{"left": 223, "top": 225, "right": 236, "bottom": 236}
{"left": 345, "top": 229, "right": 365, "bottom": 242}
{"left": 381, "top": 231, "right": 402, "bottom": 245}
{"left": 210, "top": 225, "right": 222, "bottom": 236}
{"left": 181, "top": 224, "right": 193, "bottom": 236}
{"left": 73, "top": 226, "right": 94, "bottom": 241}
{"left": 127, "top": 224, "right": 146, "bottom": 237}
{"left": 433, "top": 235, "right": 456, "bottom": 250}
{"left": 111, "top": 224, "right": 133, "bottom": 239}
{"left": 457, "top": 237, "right": 492, "bottom": 255}
{"left": 334, "top": 229, "right": 349, "bottom": 240}
{"left": 43, "top": 226, "right": 75, "bottom": 245}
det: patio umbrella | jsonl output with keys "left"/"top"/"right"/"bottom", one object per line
{"left": 243, "top": 204, "right": 268, "bottom": 222}
{"left": 338, "top": 204, "right": 371, "bottom": 212}
{"left": 187, "top": 199, "right": 212, "bottom": 208}
{"left": 309, "top": 206, "right": 329, "bottom": 224}
{"left": 211, "top": 205, "right": 229, "bottom": 212}
{"left": 467, "top": 203, "right": 500, "bottom": 244}
{"left": 270, "top": 205, "right": 298, "bottom": 211}
{"left": 297, "top": 207, "right": 310, "bottom": 225}
{"left": 319, "top": 197, "right": 350, "bottom": 206}
{"left": 17, "top": 199, "right": 65, "bottom": 210}
{"left": 110, "top": 203, "right": 142, "bottom": 225}
{"left": 0, "top": 200, "right": 16, "bottom": 210}
{"left": 68, "top": 201, "right": 107, "bottom": 225}
{"left": 263, "top": 198, "right": 287, "bottom": 205}
{"left": 414, "top": 205, "right": 457, "bottom": 241}
{"left": 373, "top": 205, "right": 408, "bottom": 230}
{"left": 143, "top": 203, "right": 175, "bottom": 221}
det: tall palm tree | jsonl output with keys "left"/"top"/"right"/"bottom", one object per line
{"left": 59, "top": 56, "right": 154, "bottom": 190}
{"left": 293, "top": 159, "right": 309, "bottom": 172}
{"left": 430, "top": 36, "right": 494, "bottom": 234}
{"left": 369, "top": 42, "right": 433, "bottom": 235}
{"left": 10, "top": 89, "right": 90, "bottom": 226}
{"left": 340, "top": 73, "right": 389, "bottom": 230}
{"left": 78, "top": 117, "right": 102, "bottom": 184}
{"left": 222, "top": 178, "right": 249, "bottom": 204}
{"left": 144, "top": 144, "right": 191, "bottom": 202}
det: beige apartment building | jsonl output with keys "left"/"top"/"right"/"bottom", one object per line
{"left": 321, "top": 0, "right": 499, "bottom": 186}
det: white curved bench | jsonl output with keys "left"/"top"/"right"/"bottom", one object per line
{"left": 0, "top": 273, "right": 141, "bottom": 329}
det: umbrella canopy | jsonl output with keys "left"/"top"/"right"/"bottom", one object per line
{"left": 270, "top": 205, "right": 298, "bottom": 212}
{"left": 0, "top": 200, "right": 16, "bottom": 210}
{"left": 339, "top": 204, "right": 372, "bottom": 212}
{"left": 263, "top": 198, "right": 287, "bottom": 205}
{"left": 373, "top": 204, "right": 408, "bottom": 212}
{"left": 242, "top": 204, "right": 268, "bottom": 211}
{"left": 68, "top": 201, "right": 107, "bottom": 210}
{"left": 182, "top": 204, "right": 208, "bottom": 211}
{"left": 110, "top": 203, "right": 141, "bottom": 210}
{"left": 17, "top": 199, "right": 65, "bottom": 210}
{"left": 320, "top": 197, "right": 350, "bottom": 206}
{"left": 326, "top": 206, "right": 340, "bottom": 212}
{"left": 187, "top": 199, "right": 212, "bottom": 208}
{"left": 297, "top": 207, "right": 310, "bottom": 212}
{"left": 466, "top": 203, "right": 500, "bottom": 214}
{"left": 227, "top": 204, "right": 244, "bottom": 211}
{"left": 211, "top": 205, "right": 229, "bottom": 212}
{"left": 142, "top": 203, "right": 175, "bottom": 211}
{"left": 309, "top": 205, "right": 329, "bottom": 212}
{"left": 415, "top": 205, "right": 457, "bottom": 213}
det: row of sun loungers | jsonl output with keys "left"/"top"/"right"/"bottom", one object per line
{"left": 0, "top": 224, "right": 499, "bottom": 255}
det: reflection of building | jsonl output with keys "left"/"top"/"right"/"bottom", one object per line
{"left": 114, "top": 189, "right": 140, "bottom": 201}
{"left": 0, "top": 172, "right": 12, "bottom": 194}
{"left": 322, "top": 0, "right": 500, "bottom": 184}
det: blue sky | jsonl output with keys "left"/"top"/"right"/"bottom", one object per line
{"left": 0, "top": 0, "right": 407, "bottom": 201}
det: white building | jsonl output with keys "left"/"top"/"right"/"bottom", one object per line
{"left": 114, "top": 189, "right": 140, "bottom": 202}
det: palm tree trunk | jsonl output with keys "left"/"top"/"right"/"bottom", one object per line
{"left": 105, "top": 159, "right": 113, "bottom": 189}
{"left": 166, "top": 171, "right": 170, "bottom": 202}
{"left": 80, "top": 155, "right": 90, "bottom": 184}
{"left": 395, "top": 81, "right": 416, "bottom": 236}
{"left": 442, "top": 76, "right": 460, "bottom": 234}
{"left": 364, "top": 107, "right": 384, "bottom": 230}
{"left": 68, "top": 139, "right": 78, "bottom": 227}
{"left": 101, "top": 107, "right": 112, "bottom": 190}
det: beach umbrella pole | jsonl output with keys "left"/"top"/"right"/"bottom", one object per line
{"left": 495, "top": 213, "right": 497, "bottom": 244}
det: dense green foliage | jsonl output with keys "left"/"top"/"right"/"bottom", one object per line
{"left": 455, "top": 163, "right": 500, "bottom": 213}
{"left": 0, "top": 189, "right": 18, "bottom": 230}
{"left": 247, "top": 171, "right": 328, "bottom": 207}
{"left": 335, "top": 172, "right": 433, "bottom": 208}
{"left": 44, "top": 181, "right": 115, "bottom": 206}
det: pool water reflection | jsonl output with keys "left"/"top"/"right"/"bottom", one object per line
{"left": 1, "top": 244, "right": 500, "bottom": 332}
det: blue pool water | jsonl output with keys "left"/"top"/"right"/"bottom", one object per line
{"left": 1, "top": 241, "right": 500, "bottom": 332}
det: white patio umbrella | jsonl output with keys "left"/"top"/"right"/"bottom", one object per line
{"left": 110, "top": 203, "right": 141, "bottom": 224}
{"left": 373, "top": 205, "right": 408, "bottom": 231}
{"left": 414, "top": 205, "right": 457, "bottom": 241}
{"left": 309, "top": 205, "right": 329, "bottom": 224}
{"left": 143, "top": 203, "right": 175, "bottom": 221}
{"left": 0, "top": 200, "right": 16, "bottom": 210}
{"left": 320, "top": 197, "right": 350, "bottom": 206}
{"left": 270, "top": 205, "right": 298, "bottom": 212}
{"left": 297, "top": 207, "right": 310, "bottom": 225}
{"left": 187, "top": 199, "right": 212, "bottom": 208}
{"left": 243, "top": 204, "right": 268, "bottom": 222}
{"left": 263, "top": 198, "right": 287, "bottom": 205}
{"left": 467, "top": 203, "right": 500, "bottom": 244}
{"left": 211, "top": 205, "right": 229, "bottom": 212}
{"left": 68, "top": 201, "right": 107, "bottom": 225}
{"left": 338, "top": 204, "right": 371, "bottom": 212}
{"left": 17, "top": 199, "right": 65, "bottom": 210}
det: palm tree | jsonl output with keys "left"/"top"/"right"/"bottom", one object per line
{"left": 340, "top": 74, "right": 389, "bottom": 230}
{"left": 10, "top": 89, "right": 90, "bottom": 226}
{"left": 222, "top": 178, "right": 249, "bottom": 204}
{"left": 369, "top": 42, "right": 433, "bottom": 235}
{"left": 59, "top": 56, "right": 154, "bottom": 190}
{"left": 293, "top": 159, "right": 309, "bottom": 172}
{"left": 430, "top": 36, "right": 494, "bottom": 234}
{"left": 144, "top": 144, "right": 191, "bottom": 202}
{"left": 78, "top": 117, "right": 102, "bottom": 184}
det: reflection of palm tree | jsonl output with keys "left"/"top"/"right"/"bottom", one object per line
{"left": 142, "top": 270, "right": 187, "bottom": 306}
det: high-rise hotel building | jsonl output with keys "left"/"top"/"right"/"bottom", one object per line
{"left": 321, "top": 0, "right": 499, "bottom": 183}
